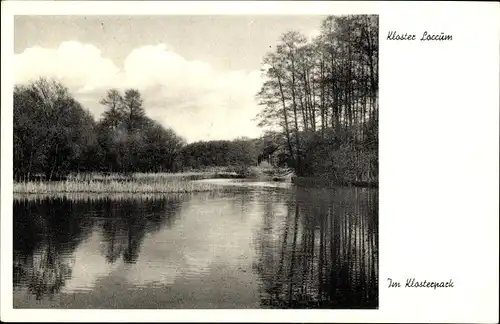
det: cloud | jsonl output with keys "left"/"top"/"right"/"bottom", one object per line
{"left": 122, "top": 194, "right": 264, "bottom": 287}
{"left": 307, "top": 29, "right": 321, "bottom": 41}
{"left": 14, "top": 41, "right": 121, "bottom": 92}
{"left": 14, "top": 41, "right": 264, "bottom": 143}
{"left": 62, "top": 231, "right": 122, "bottom": 293}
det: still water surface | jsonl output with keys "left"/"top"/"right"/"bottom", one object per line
{"left": 13, "top": 179, "right": 378, "bottom": 309}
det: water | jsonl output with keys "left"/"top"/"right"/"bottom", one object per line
{"left": 13, "top": 180, "right": 378, "bottom": 309}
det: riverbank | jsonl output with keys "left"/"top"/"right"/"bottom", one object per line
{"left": 13, "top": 178, "right": 229, "bottom": 194}
{"left": 13, "top": 166, "right": 296, "bottom": 195}
{"left": 292, "top": 176, "right": 378, "bottom": 189}
{"left": 13, "top": 171, "right": 237, "bottom": 194}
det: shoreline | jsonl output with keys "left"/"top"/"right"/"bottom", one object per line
{"left": 13, "top": 178, "right": 229, "bottom": 195}
{"left": 292, "top": 176, "right": 378, "bottom": 189}
{"left": 13, "top": 171, "right": 378, "bottom": 196}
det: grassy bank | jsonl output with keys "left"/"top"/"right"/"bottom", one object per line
{"left": 13, "top": 179, "right": 228, "bottom": 194}
{"left": 14, "top": 171, "right": 233, "bottom": 194}
{"left": 65, "top": 169, "right": 243, "bottom": 182}
{"left": 13, "top": 167, "right": 295, "bottom": 195}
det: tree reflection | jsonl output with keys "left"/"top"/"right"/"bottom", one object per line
{"left": 13, "top": 198, "right": 94, "bottom": 300}
{"left": 101, "top": 207, "right": 125, "bottom": 264}
{"left": 13, "top": 194, "right": 186, "bottom": 300}
{"left": 98, "top": 196, "right": 184, "bottom": 265}
{"left": 25, "top": 241, "right": 73, "bottom": 299}
{"left": 255, "top": 187, "right": 378, "bottom": 309}
{"left": 122, "top": 202, "right": 146, "bottom": 264}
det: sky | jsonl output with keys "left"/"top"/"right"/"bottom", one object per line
{"left": 14, "top": 15, "right": 326, "bottom": 142}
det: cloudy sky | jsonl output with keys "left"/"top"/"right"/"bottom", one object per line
{"left": 14, "top": 15, "right": 325, "bottom": 142}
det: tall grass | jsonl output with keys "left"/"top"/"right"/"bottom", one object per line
{"left": 65, "top": 170, "right": 244, "bottom": 182}
{"left": 14, "top": 177, "right": 226, "bottom": 194}
{"left": 14, "top": 167, "right": 294, "bottom": 195}
{"left": 12, "top": 188, "right": 255, "bottom": 202}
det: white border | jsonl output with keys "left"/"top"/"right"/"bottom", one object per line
{"left": 2, "top": 1, "right": 499, "bottom": 323}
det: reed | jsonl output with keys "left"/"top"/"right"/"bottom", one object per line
{"left": 12, "top": 188, "right": 252, "bottom": 202}
{"left": 13, "top": 167, "right": 289, "bottom": 195}
{"left": 65, "top": 171, "right": 241, "bottom": 182}
{"left": 13, "top": 178, "right": 227, "bottom": 194}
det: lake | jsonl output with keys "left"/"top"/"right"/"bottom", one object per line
{"left": 13, "top": 179, "right": 378, "bottom": 309}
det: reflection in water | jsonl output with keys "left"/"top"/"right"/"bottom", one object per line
{"left": 254, "top": 187, "right": 378, "bottom": 309}
{"left": 13, "top": 195, "right": 185, "bottom": 300}
{"left": 13, "top": 198, "right": 94, "bottom": 300}
{"left": 13, "top": 184, "right": 378, "bottom": 309}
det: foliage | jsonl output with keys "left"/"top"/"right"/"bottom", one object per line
{"left": 256, "top": 15, "right": 379, "bottom": 182}
{"left": 178, "top": 138, "right": 260, "bottom": 171}
{"left": 14, "top": 79, "right": 260, "bottom": 181}
{"left": 14, "top": 15, "right": 378, "bottom": 185}
{"left": 14, "top": 78, "right": 97, "bottom": 180}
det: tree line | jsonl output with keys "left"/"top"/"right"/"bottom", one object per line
{"left": 14, "top": 15, "right": 378, "bottom": 183}
{"left": 13, "top": 78, "right": 260, "bottom": 181}
{"left": 256, "top": 15, "right": 378, "bottom": 182}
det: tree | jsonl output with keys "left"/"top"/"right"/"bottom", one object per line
{"left": 96, "top": 89, "right": 187, "bottom": 173}
{"left": 14, "top": 78, "right": 97, "bottom": 180}
{"left": 122, "top": 89, "right": 146, "bottom": 133}
{"left": 141, "top": 120, "right": 186, "bottom": 172}
{"left": 256, "top": 15, "right": 379, "bottom": 183}
{"left": 99, "top": 89, "right": 124, "bottom": 130}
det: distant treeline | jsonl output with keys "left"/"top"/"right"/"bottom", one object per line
{"left": 256, "top": 15, "right": 379, "bottom": 182}
{"left": 13, "top": 79, "right": 262, "bottom": 181}
{"left": 180, "top": 139, "right": 261, "bottom": 171}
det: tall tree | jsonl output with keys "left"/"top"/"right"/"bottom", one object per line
{"left": 122, "top": 89, "right": 146, "bottom": 133}
{"left": 14, "top": 78, "right": 96, "bottom": 180}
{"left": 99, "top": 89, "right": 124, "bottom": 130}
{"left": 256, "top": 15, "right": 379, "bottom": 182}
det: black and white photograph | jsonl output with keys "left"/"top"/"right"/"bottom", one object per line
{"left": 2, "top": 1, "right": 499, "bottom": 323}
{"left": 11, "top": 14, "right": 378, "bottom": 309}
